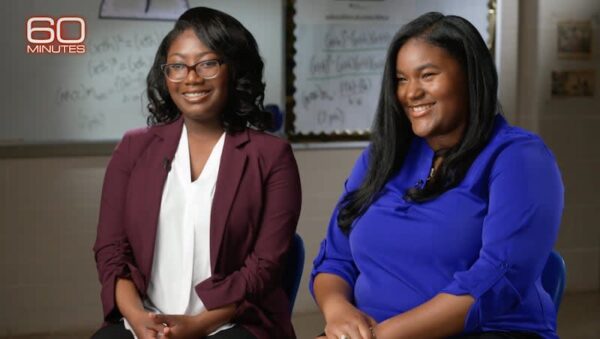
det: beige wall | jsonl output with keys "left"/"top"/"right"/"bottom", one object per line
{"left": 0, "top": 157, "right": 107, "bottom": 335}
{"left": 518, "top": 0, "right": 600, "bottom": 292}
{"left": 293, "top": 148, "right": 363, "bottom": 313}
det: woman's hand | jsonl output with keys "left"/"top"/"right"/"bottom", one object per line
{"left": 127, "top": 311, "right": 166, "bottom": 339}
{"left": 115, "top": 279, "right": 165, "bottom": 339}
{"left": 149, "top": 313, "right": 205, "bottom": 339}
{"left": 322, "top": 298, "right": 377, "bottom": 339}
{"left": 314, "top": 274, "right": 377, "bottom": 339}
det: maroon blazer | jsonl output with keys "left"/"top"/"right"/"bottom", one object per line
{"left": 93, "top": 117, "right": 301, "bottom": 338}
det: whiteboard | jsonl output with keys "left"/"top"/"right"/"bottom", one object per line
{"left": 292, "top": 0, "right": 491, "bottom": 136}
{"left": 0, "top": 0, "right": 284, "bottom": 145}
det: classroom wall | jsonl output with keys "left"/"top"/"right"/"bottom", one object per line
{"left": 518, "top": 0, "right": 600, "bottom": 291}
{"left": 0, "top": 157, "right": 105, "bottom": 335}
{"left": 1, "top": 0, "right": 599, "bottom": 336}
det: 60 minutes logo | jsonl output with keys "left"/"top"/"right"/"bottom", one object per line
{"left": 26, "top": 16, "right": 86, "bottom": 54}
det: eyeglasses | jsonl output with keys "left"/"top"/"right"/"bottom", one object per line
{"left": 160, "top": 59, "right": 223, "bottom": 82}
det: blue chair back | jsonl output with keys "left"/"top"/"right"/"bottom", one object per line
{"left": 282, "top": 233, "right": 305, "bottom": 313}
{"left": 541, "top": 250, "right": 566, "bottom": 311}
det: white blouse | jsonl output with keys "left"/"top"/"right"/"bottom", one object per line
{"left": 124, "top": 125, "right": 233, "bottom": 336}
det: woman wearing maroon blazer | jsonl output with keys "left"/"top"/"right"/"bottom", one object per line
{"left": 92, "top": 7, "right": 301, "bottom": 339}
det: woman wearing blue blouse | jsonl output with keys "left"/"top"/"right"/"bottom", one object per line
{"left": 311, "top": 12, "right": 564, "bottom": 339}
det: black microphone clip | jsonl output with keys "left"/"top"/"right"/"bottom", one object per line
{"left": 163, "top": 157, "right": 171, "bottom": 172}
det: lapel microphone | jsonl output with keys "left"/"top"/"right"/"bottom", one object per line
{"left": 162, "top": 157, "right": 171, "bottom": 172}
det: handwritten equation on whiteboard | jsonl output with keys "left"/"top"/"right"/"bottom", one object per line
{"left": 292, "top": 0, "right": 489, "bottom": 135}
{"left": 293, "top": 0, "right": 399, "bottom": 135}
{"left": 52, "top": 31, "right": 163, "bottom": 134}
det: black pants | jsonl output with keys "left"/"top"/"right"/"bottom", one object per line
{"left": 91, "top": 322, "right": 256, "bottom": 339}
{"left": 453, "top": 332, "right": 541, "bottom": 338}
{"left": 317, "top": 331, "right": 540, "bottom": 338}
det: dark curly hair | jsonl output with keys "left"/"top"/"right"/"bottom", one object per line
{"left": 338, "top": 12, "right": 499, "bottom": 233}
{"left": 146, "top": 7, "right": 272, "bottom": 131}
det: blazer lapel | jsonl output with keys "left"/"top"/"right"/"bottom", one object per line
{"left": 137, "top": 117, "right": 184, "bottom": 280}
{"left": 210, "top": 129, "right": 249, "bottom": 271}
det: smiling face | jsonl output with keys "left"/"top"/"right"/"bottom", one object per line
{"left": 165, "top": 29, "right": 228, "bottom": 125}
{"left": 395, "top": 38, "right": 469, "bottom": 150}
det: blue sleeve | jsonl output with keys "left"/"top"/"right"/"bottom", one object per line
{"left": 441, "top": 138, "right": 564, "bottom": 331}
{"left": 309, "top": 148, "right": 370, "bottom": 300}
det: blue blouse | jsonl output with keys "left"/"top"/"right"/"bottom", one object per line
{"left": 310, "top": 115, "right": 564, "bottom": 338}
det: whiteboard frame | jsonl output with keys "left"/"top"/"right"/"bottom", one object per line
{"left": 0, "top": 141, "right": 116, "bottom": 158}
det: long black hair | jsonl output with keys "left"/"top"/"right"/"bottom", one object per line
{"left": 146, "top": 7, "right": 271, "bottom": 131}
{"left": 338, "top": 12, "right": 499, "bottom": 233}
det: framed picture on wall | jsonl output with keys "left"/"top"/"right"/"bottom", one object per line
{"left": 557, "top": 21, "right": 592, "bottom": 59}
{"left": 551, "top": 70, "right": 595, "bottom": 97}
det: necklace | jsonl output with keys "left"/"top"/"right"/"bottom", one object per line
{"left": 427, "top": 166, "right": 436, "bottom": 182}
{"left": 427, "top": 149, "right": 448, "bottom": 182}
